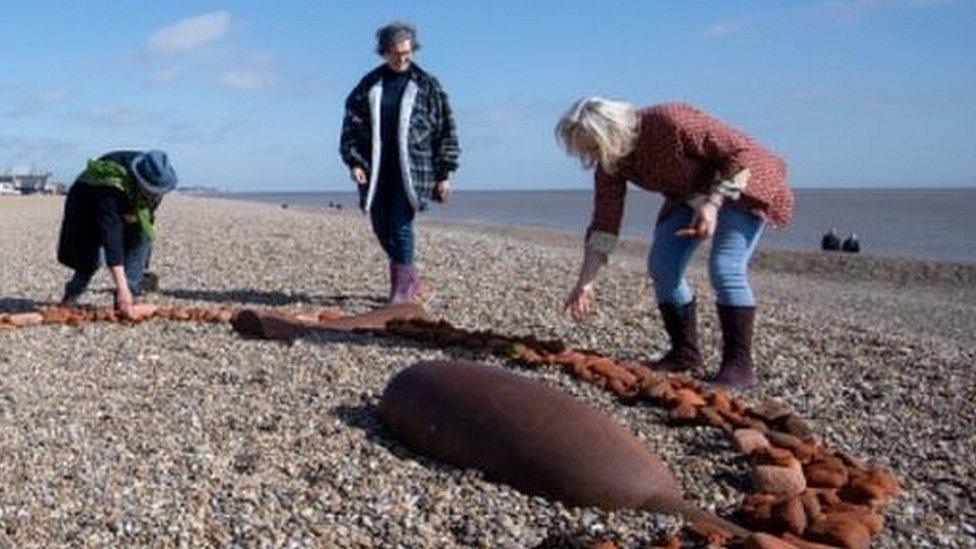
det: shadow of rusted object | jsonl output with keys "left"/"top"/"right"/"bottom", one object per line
{"left": 230, "top": 302, "right": 428, "bottom": 341}
{"left": 380, "top": 360, "right": 751, "bottom": 541}
{"left": 0, "top": 297, "right": 46, "bottom": 314}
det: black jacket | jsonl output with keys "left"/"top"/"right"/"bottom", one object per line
{"left": 57, "top": 151, "right": 151, "bottom": 272}
{"left": 339, "top": 63, "right": 460, "bottom": 211}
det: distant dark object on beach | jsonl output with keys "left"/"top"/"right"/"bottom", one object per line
{"left": 325, "top": 201, "right": 344, "bottom": 211}
{"left": 842, "top": 233, "right": 861, "bottom": 254}
{"left": 281, "top": 203, "right": 289, "bottom": 209}
{"left": 821, "top": 228, "right": 841, "bottom": 251}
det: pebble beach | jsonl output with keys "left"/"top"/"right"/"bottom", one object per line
{"left": 1, "top": 195, "right": 974, "bottom": 547}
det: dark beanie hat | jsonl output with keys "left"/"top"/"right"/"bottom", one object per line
{"left": 131, "top": 150, "right": 177, "bottom": 197}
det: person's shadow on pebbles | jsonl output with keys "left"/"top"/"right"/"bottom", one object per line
{"left": 161, "top": 287, "right": 386, "bottom": 308}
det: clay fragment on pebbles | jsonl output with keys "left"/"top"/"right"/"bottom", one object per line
{"left": 751, "top": 461, "right": 806, "bottom": 497}
{"left": 669, "top": 388, "right": 706, "bottom": 408}
{"left": 748, "top": 400, "right": 793, "bottom": 423}
{"left": 780, "top": 534, "right": 839, "bottom": 549}
{"left": 6, "top": 312, "right": 44, "bottom": 327}
{"left": 743, "top": 533, "right": 798, "bottom": 549}
{"left": 126, "top": 303, "right": 158, "bottom": 321}
{"left": 771, "top": 496, "right": 807, "bottom": 536}
{"left": 699, "top": 407, "right": 733, "bottom": 433}
{"left": 734, "top": 428, "right": 771, "bottom": 455}
{"left": 707, "top": 390, "right": 736, "bottom": 415}
{"left": 740, "top": 493, "right": 777, "bottom": 528}
{"left": 840, "top": 469, "right": 901, "bottom": 505}
{"left": 669, "top": 403, "right": 699, "bottom": 424}
{"left": 804, "top": 457, "right": 849, "bottom": 489}
{"left": 806, "top": 514, "right": 872, "bottom": 549}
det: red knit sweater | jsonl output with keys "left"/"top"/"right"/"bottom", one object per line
{"left": 587, "top": 103, "right": 793, "bottom": 238}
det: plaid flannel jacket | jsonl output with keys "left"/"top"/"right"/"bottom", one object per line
{"left": 339, "top": 64, "right": 460, "bottom": 210}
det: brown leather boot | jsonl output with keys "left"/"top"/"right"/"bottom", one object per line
{"left": 710, "top": 305, "right": 757, "bottom": 389}
{"left": 650, "top": 300, "right": 703, "bottom": 372}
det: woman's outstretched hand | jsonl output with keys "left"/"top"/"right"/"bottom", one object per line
{"left": 564, "top": 283, "right": 595, "bottom": 320}
{"left": 677, "top": 201, "right": 720, "bottom": 239}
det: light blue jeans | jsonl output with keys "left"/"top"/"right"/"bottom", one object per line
{"left": 64, "top": 238, "right": 153, "bottom": 300}
{"left": 648, "top": 203, "right": 764, "bottom": 307}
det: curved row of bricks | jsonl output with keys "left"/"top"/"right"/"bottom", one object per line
{"left": 0, "top": 305, "right": 900, "bottom": 548}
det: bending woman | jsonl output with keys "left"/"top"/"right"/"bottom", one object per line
{"left": 557, "top": 98, "right": 793, "bottom": 389}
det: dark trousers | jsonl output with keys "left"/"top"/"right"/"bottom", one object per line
{"left": 64, "top": 237, "right": 153, "bottom": 299}
{"left": 369, "top": 167, "right": 415, "bottom": 265}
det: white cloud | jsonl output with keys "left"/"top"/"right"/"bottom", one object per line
{"left": 215, "top": 68, "right": 273, "bottom": 91}
{"left": 706, "top": 0, "right": 956, "bottom": 39}
{"left": 148, "top": 11, "right": 230, "bottom": 55}
{"left": 705, "top": 20, "right": 751, "bottom": 39}
{"left": 0, "top": 135, "right": 76, "bottom": 158}
{"left": 78, "top": 107, "right": 152, "bottom": 126}
{"left": 817, "top": 0, "right": 954, "bottom": 23}
{"left": 5, "top": 88, "right": 71, "bottom": 116}
{"left": 146, "top": 68, "right": 181, "bottom": 86}
{"left": 35, "top": 89, "right": 70, "bottom": 104}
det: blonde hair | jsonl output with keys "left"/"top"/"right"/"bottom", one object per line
{"left": 556, "top": 97, "right": 639, "bottom": 172}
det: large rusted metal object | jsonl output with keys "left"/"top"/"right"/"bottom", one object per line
{"left": 379, "top": 360, "right": 750, "bottom": 537}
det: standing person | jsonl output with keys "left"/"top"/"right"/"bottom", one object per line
{"left": 339, "top": 22, "right": 460, "bottom": 303}
{"left": 556, "top": 98, "right": 793, "bottom": 389}
{"left": 57, "top": 150, "right": 177, "bottom": 317}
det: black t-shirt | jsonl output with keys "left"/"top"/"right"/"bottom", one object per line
{"left": 380, "top": 66, "right": 411, "bottom": 177}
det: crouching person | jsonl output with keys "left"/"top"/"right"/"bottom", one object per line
{"left": 57, "top": 150, "right": 177, "bottom": 317}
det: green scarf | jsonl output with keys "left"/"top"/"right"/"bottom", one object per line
{"left": 80, "top": 159, "right": 155, "bottom": 240}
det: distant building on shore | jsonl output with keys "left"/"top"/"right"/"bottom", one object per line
{"left": 0, "top": 168, "right": 65, "bottom": 195}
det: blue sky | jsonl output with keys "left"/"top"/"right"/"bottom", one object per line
{"left": 1, "top": 0, "right": 973, "bottom": 190}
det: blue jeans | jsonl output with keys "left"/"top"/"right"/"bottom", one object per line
{"left": 64, "top": 237, "right": 153, "bottom": 300}
{"left": 648, "top": 203, "right": 764, "bottom": 307}
{"left": 369, "top": 171, "right": 415, "bottom": 265}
